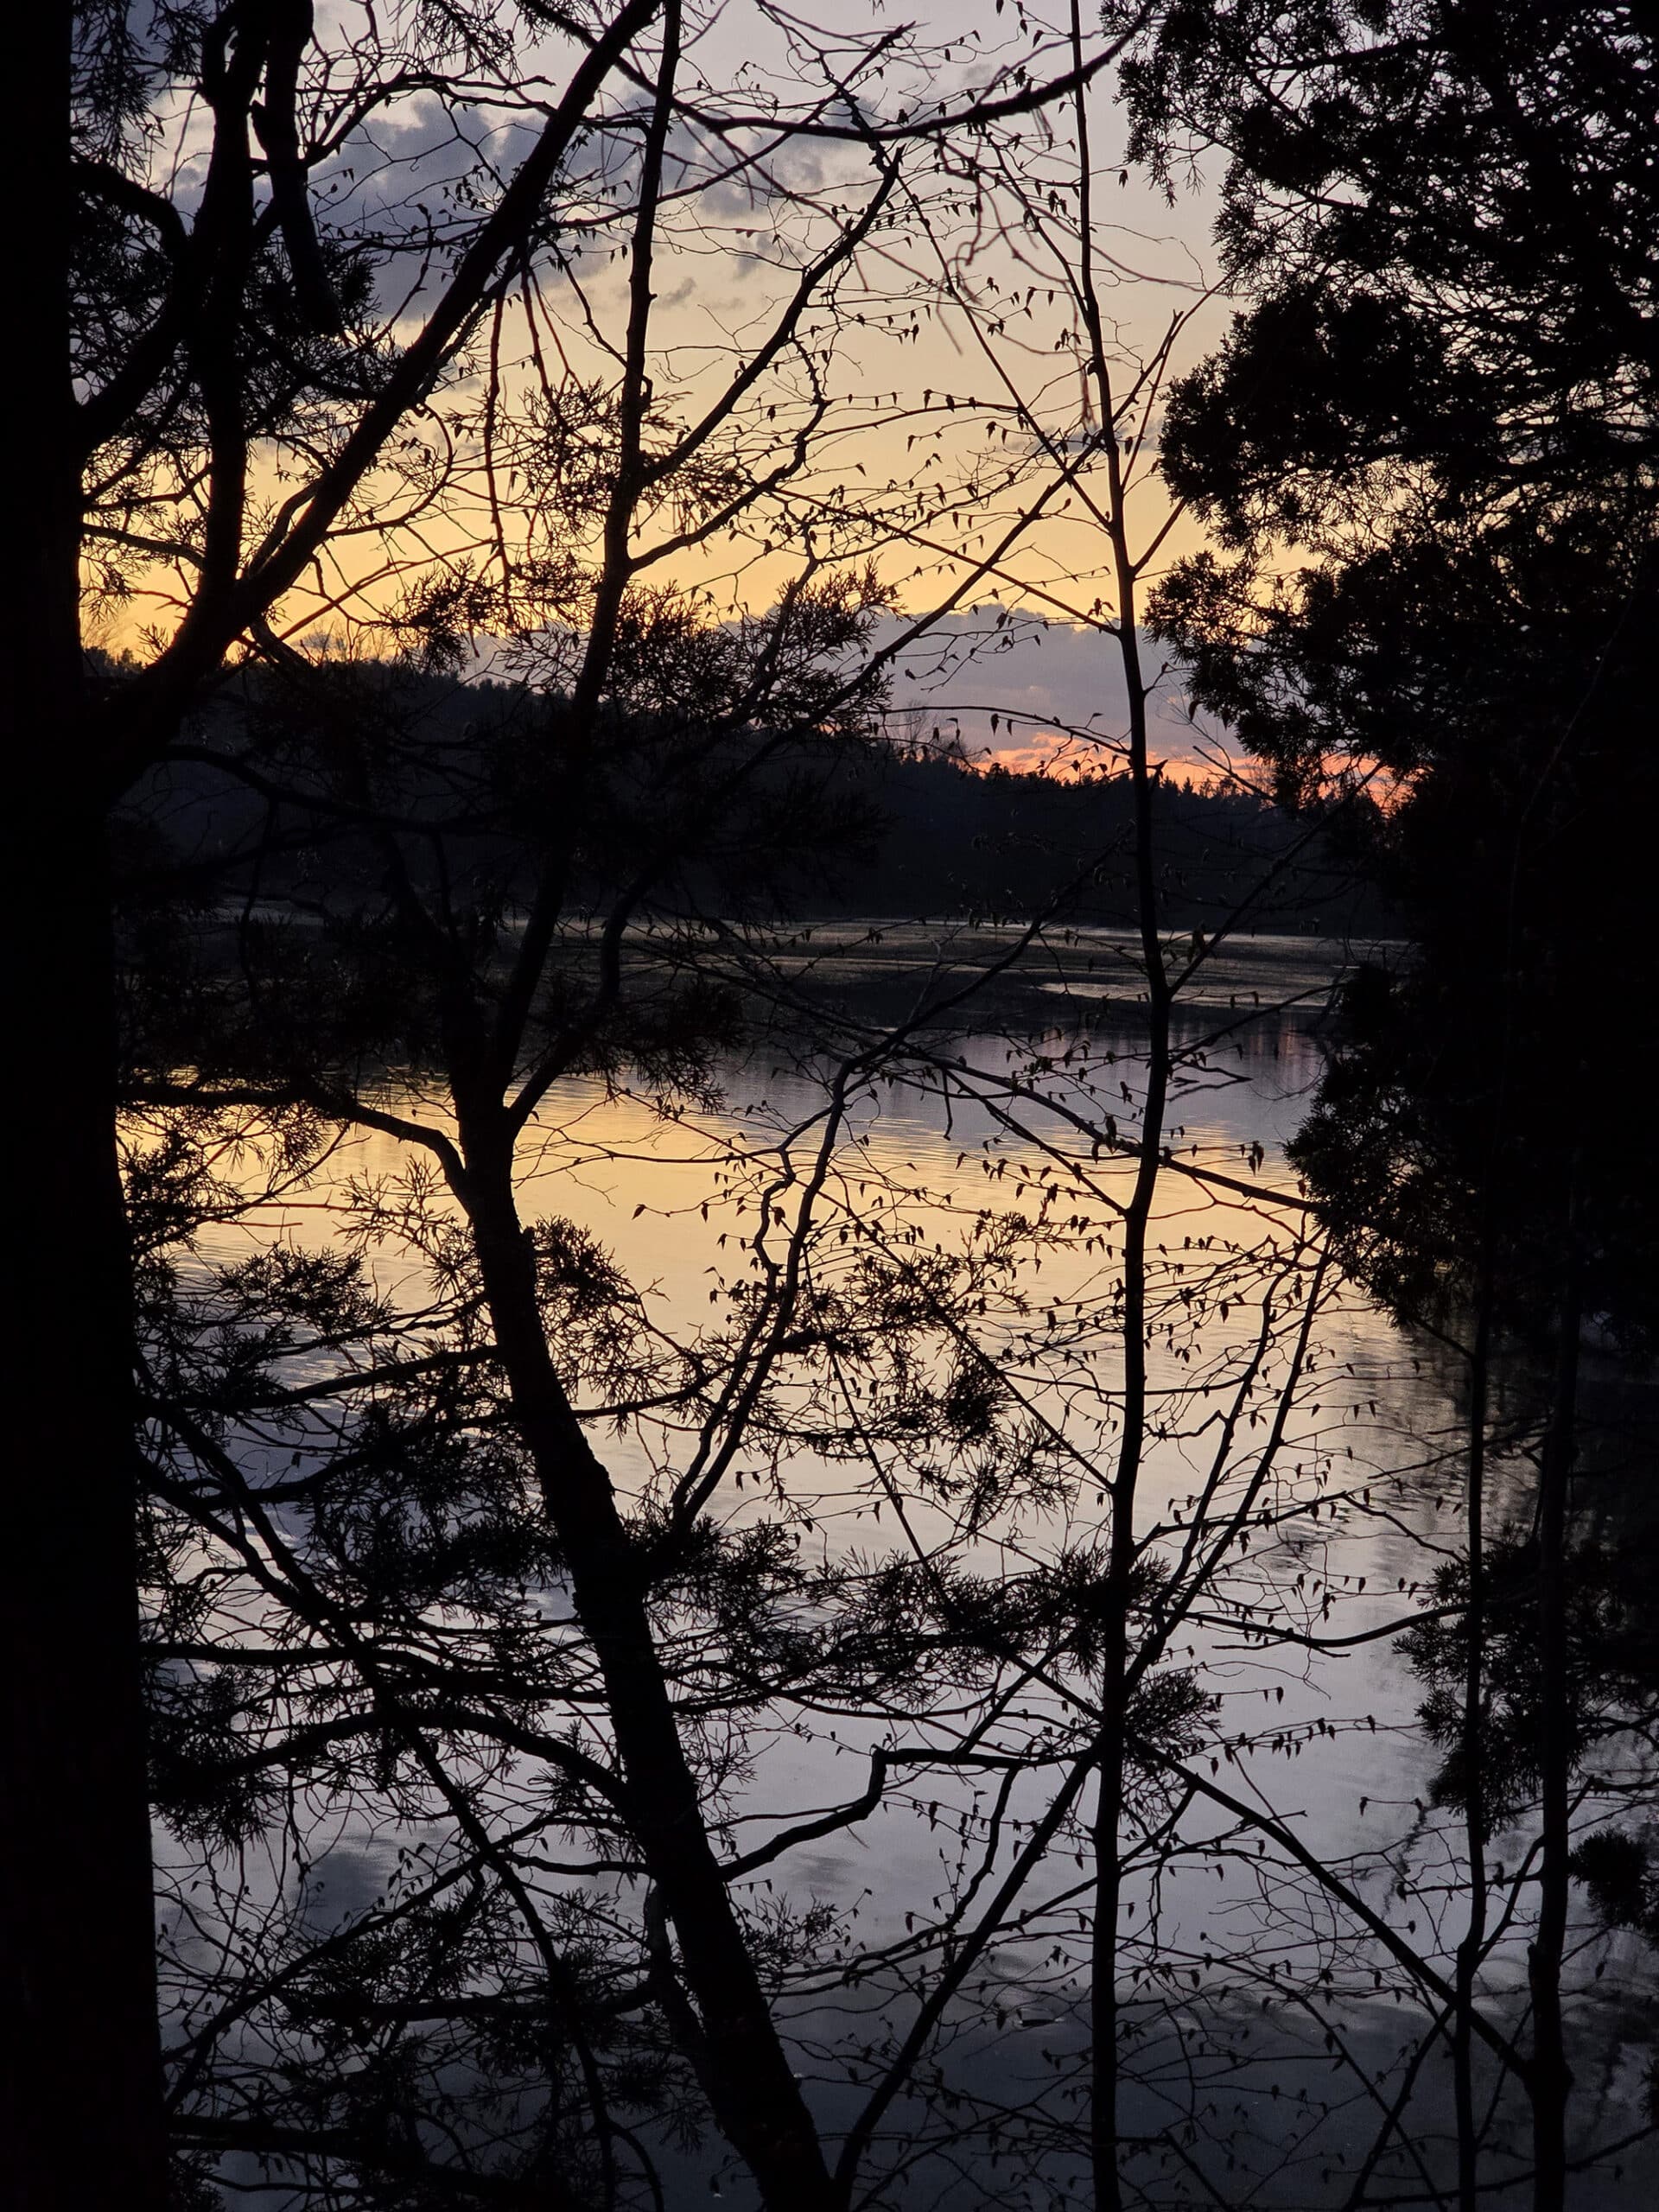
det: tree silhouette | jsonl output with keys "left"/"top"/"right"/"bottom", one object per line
{"left": 7, "top": 8, "right": 1135, "bottom": 2204}
{"left": 1105, "top": 5, "right": 1659, "bottom": 2205}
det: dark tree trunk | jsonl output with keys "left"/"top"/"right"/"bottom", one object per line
{"left": 1529, "top": 1203, "right": 1580, "bottom": 2212}
{"left": 1454, "top": 1278, "right": 1491, "bottom": 2212}
{"left": 1086, "top": 537, "right": 1168, "bottom": 2212}
{"left": 1, "top": 14, "right": 168, "bottom": 2209}
{"left": 455, "top": 1122, "right": 838, "bottom": 2212}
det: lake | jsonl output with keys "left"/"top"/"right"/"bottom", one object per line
{"left": 162, "top": 930, "right": 1659, "bottom": 2208}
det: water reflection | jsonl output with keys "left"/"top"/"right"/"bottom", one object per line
{"left": 154, "top": 968, "right": 1658, "bottom": 2209}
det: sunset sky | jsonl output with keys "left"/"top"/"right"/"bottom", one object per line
{"left": 94, "top": 1, "right": 1232, "bottom": 771}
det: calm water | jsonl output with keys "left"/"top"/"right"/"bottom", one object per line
{"left": 175, "top": 940, "right": 1659, "bottom": 2206}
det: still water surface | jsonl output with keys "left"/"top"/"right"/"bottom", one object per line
{"left": 185, "top": 944, "right": 1657, "bottom": 2205}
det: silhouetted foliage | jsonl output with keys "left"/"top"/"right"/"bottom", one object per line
{"left": 1107, "top": 0, "right": 1659, "bottom": 1343}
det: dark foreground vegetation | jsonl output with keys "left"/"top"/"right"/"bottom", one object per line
{"left": 3, "top": 7, "right": 1656, "bottom": 2212}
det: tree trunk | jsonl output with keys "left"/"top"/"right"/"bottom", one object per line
{"left": 1454, "top": 1284, "right": 1491, "bottom": 2212}
{"left": 1077, "top": 178, "right": 1170, "bottom": 2192}
{"left": 2, "top": 21, "right": 168, "bottom": 2210}
{"left": 455, "top": 1126, "right": 838, "bottom": 2212}
{"left": 1529, "top": 1200, "right": 1580, "bottom": 2212}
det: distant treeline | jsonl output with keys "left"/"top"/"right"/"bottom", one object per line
{"left": 808, "top": 748, "right": 1384, "bottom": 932}
{"left": 124, "top": 663, "right": 1386, "bottom": 938}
